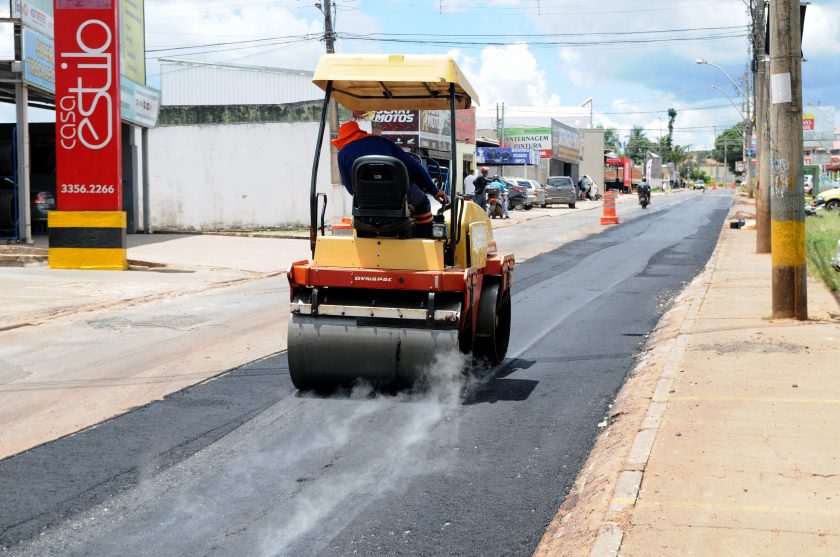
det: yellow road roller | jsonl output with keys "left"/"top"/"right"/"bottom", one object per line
{"left": 287, "top": 54, "right": 514, "bottom": 391}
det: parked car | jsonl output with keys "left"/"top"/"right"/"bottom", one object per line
{"left": 511, "top": 178, "right": 542, "bottom": 209}
{"left": 502, "top": 178, "right": 529, "bottom": 210}
{"left": 813, "top": 184, "right": 840, "bottom": 212}
{"left": 544, "top": 175, "right": 577, "bottom": 208}
{"left": 0, "top": 177, "right": 56, "bottom": 235}
{"left": 692, "top": 180, "right": 706, "bottom": 190}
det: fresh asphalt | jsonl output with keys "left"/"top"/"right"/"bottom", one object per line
{"left": 1, "top": 192, "right": 733, "bottom": 557}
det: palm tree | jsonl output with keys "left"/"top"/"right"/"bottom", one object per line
{"left": 602, "top": 127, "right": 622, "bottom": 153}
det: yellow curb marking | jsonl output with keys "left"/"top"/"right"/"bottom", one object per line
{"left": 668, "top": 396, "right": 840, "bottom": 404}
{"left": 637, "top": 500, "right": 840, "bottom": 517}
{"left": 611, "top": 497, "right": 638, "bottom": 507}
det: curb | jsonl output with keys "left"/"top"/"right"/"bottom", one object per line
{"left": 587, "top": 241, "right": 721, "bottom": 554}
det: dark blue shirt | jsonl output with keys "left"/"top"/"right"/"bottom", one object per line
{"left": 337, "top": 135, "right": 439, "bottom": 196}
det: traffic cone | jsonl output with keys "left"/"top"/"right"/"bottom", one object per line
{"left": 600, "top": 191, "right": 620, "bottom": 225}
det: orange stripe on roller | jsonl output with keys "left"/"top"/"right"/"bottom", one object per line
{"left": 416, "top": 216, "right": 434, "bottom": 224}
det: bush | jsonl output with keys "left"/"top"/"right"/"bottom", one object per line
{"left": 806, "top": 215, "right": 840, "bottom": 292}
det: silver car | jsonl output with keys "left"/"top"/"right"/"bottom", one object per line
{"left": 545, "top": 176, "right": 577, "bottom": 208}
{"left": 514, "top": 179, "right": 545, "bottom": 209}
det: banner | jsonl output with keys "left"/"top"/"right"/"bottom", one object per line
{"left": 420, "top": 110, "right": 451, "bottom": 151}
{"left": 54, "top": 0, "right": 122, "bottom": 211}
{"left": 121, "top": 76, "right": 160, "bottom": 127}
{"left": 551, "top": 119, "right": 582, "bottom": 162}
{"left": 476, "top": 147, "right": 539, "bottom": 165}
{"left": 623, "top": 158, "right": 632, "bottom": 187}
{"left": 802, "top": 113, "right": 815, "bottom": 131}
{"left": 504, "top": 126, "right": 552, "bottom": 158}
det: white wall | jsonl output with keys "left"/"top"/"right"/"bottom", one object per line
{"left": 148, "top": 121, "right": 346, "bottom": 230}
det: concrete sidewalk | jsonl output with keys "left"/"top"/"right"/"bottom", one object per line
{"left": 536, "top": 196, "right": 840, "bottom": 556}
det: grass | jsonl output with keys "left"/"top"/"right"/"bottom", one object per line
{"left": 806, "top": 213, "right": 840, "bottom": 292}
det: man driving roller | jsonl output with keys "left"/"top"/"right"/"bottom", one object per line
{"left": 333, "top": 121, "right": 450, "bottom": 237}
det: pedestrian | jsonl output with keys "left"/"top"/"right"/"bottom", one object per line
{"left": 463, "top": 169, "right": 477, "bottom": 200}
{"left": 473, "top": 167, "right": 490, "bottom": 209}
{"left": 333, "top": 121, "right": 449, "bottom": 238}
{"left": 577, "top": 175, "right": 587, "bottom": 200}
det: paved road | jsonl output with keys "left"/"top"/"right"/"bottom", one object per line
{"left": 1, "top": 192, "right": 732, "bottom": 556}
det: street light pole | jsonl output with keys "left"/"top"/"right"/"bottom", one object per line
{"left": 695, "top": 58, "right": 748, "bottom": 99}
{"left": 698, "top": 57, "right": 753, "bottom": 195}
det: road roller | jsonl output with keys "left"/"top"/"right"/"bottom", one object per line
{"left": 287, "top": 54, "right": 514, "bottom": 391}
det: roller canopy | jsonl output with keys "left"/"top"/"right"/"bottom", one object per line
{"left": 312, "top": 54, "right": 479, "bottom": 111}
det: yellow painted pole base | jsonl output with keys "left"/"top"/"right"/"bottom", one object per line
{"left": 48, "top": 211, "right": 128, "bottom": 271}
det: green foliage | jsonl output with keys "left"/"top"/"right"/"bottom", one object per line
{"left": 600, "top": 126, "right": 622, "bottom": 153}
{"left": 711, "top": 123, "right": 745, "bottom": 173}
{"left": 806, "top": 216, "right": 840, "bottom": 293}
{"left": 625, "top": 126, "right": 654, "bottom": 165}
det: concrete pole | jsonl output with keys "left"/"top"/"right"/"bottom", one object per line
{"left": 142, "top": 126, "right": 151, "bottom": 233}
{"left": 322, "top": 0, "right": 342, "bottom": 220}
{"left": 15, "top": 78, "right": 32, "bottom": 245}
{"left": 769, "top": 0, "right": 807, "bottom": 319}
{"left": 756, "top": 5, "right": 771, "bottom": 253}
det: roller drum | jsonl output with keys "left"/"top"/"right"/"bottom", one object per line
{"left": 288, "top": 314, "right": 459, "bottom": 390}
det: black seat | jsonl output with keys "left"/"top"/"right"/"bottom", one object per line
{"left": 352, "top": 155, "right": 414, "bottom": 238}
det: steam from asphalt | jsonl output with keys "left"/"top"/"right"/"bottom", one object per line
{"left": 259, "top": 349, "right": 476, "bottom": 556}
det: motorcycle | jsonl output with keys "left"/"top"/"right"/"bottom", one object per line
{"left": 638, "top": 191, "right": 650, "bottom": 209}
{"left": 585, "top": 182, "right": 602, "bottom": 201}
{"left": 485, "top": 184, "right": 505, "bottom": 219}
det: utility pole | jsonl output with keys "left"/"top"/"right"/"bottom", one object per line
{"left": 769, "top": 0, "right": 807, "bottom": 319}
{"left": 755, "top": 0, "right": 771, "bottom": 253}
{"left": 318, "top": 0, "right": 342, "bottom": 216}
{"left": 742, "top": 68, "right": 753, "bottom": 198}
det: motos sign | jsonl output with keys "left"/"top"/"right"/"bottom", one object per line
{"left": 54, "top": 0, "right": 122, "bottom": 211}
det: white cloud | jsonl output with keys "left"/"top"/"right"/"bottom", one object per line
{"left": 802, "top": 4, "right": 840, "bottom": 55}
{"left": 450, "top": 43, "right": 560, "bottom": 108}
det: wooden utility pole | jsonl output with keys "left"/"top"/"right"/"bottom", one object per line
{"left": 769, "top": 0, "right": 807, "bottom": 319}
{"left": 755, "top": 0, "right": 771, "bottom": 253}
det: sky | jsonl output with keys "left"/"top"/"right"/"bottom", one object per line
{"left": 2, "top": 0, "right": 840, "bottom": 150}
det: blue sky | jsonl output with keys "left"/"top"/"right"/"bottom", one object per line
{"left": 2, "top": 0, "right": 838, "bottom": 149}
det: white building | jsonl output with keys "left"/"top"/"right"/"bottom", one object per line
{"left": 148, "top": 59, "right": 342, "bottom": 231}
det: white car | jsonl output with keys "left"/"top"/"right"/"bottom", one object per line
{"left": 514, "top": 179, "right": 545, "bottom": 209}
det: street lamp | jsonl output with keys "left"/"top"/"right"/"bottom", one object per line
{"left": 695, "top": 58, "right": 747, "bottom": 99}
{"left": 709, "top": 85, "right": 746, "bottom": 126}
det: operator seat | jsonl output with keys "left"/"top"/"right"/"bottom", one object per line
{"left": 351, "top": 155, "right": 415, "bottom": 238}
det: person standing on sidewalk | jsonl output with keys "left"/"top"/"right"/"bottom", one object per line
{"left": 463, "top": 170, "right": 477, "bottom": 200}
{"left": 473, "top": 167, "right": 490, "bottom": 209}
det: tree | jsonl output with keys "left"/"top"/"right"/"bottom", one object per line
{"left": 666, "top": 108, "right": 677, "bottom": 152}
{"left": 712, "top": 123, "right": 745, "bottom": 173}
{"left": 625, "top": 126, "right": 653, "bottom": 165}
{"left": 601, "top": 127, "right": 622, "bottom": 153}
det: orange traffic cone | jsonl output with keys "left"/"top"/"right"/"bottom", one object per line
{"left": 600, "top": 191, "right": 620, "bottom": 225}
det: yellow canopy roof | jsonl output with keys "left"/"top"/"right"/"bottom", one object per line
{"left": 312, "top": 54, "right": 479, "bottom": 111}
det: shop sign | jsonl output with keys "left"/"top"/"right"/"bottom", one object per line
{"left": 476, "top": 147, "right": 539, "bottom": 165}
{"left": 12, "top": 0, "right": 54, "bottom": 37}
{"left": 420, "top": 110, "right": 451, "bottom": 151}
{"left": 802, "top": 113, "right": 815, "bottom": 131}
{"left": 354, "top": 110, "right": 420, "bottom": 148}
{"left": 120, "top": 76, "right": 160, "bottom": 127}
{"left": 504, "top": 127, "right": 552, "bottom": 158}
{"left": 54, "top": 0, "right": 122, "bottom": 211}
{"left": 22, "top": 27, "right": 54, "bottom": 92}
{"left": 551, "top": 119, "right": 582, "bottom": 161}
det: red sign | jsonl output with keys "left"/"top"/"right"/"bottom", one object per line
{"left": 54, "top": 0, "right": 122, "bottom": 211}
{"left": 802, "top": 114, "right": 815, "bottom": 131}
{"left": 623, "top": 158, "right": 632, "bottom": 187}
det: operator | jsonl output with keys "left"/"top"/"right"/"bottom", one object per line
{"left": 334, "top": 121, "right": 450, "bottom": 237}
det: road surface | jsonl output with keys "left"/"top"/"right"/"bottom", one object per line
{"left": 1, "top": 192, "right": 732, "bottom": 556}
